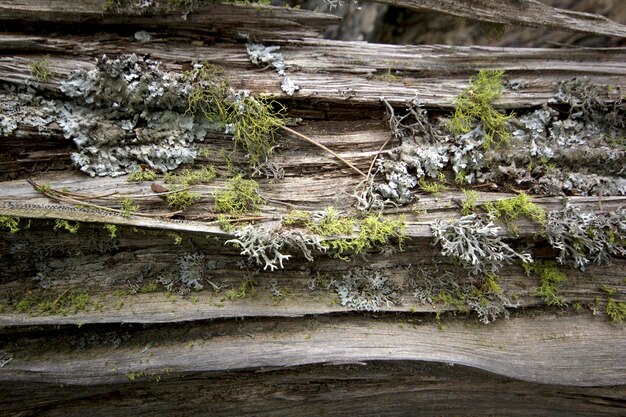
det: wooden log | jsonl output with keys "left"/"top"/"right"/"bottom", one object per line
{"left": 375, "top": 0, "right": 626, "bottom": 39}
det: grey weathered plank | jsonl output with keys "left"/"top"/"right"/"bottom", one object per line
{"left": 376, "top": 0, "right": 626, "bottom": 39}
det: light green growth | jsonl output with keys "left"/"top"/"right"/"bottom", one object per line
{"left": 216, "top": 214, "right": 235, "bottom": 232}
{"left": 53, "top": 219, "right": 79, "bottom": 235}
{"left": 126, "top": 370, "right": 146, "bottom": 382}
{"left": 165, "top": 189, "right": 200, "bottom": 211}
{"left": 102, "top": 0, "right": 122, "bottom": 12}
{"left": 185, "top": 62, "right": 285, "bottom": 167}
{"left": 525, "top": 261, "right": 568, "bottom": 307}
{"left": 164, "top": 166, "right": 217, "bottom": 186}
{"left": 283, "top": 209, "right": 311, "bottom": 226}
{"left": 225, "top": 278, "right": 256, "bottom": 300}
{"left": 461, "top": 190, "right": 479, "bottom": 216}
{"left": 432, "top": 288, "right": 469, "bottom": 312}
{"left": 14, "top": 290, "right": 91, "bottom": 316}
{"left": 185, "top": 62, "right": 230, "bottom": 122}
{"left": 214, "top": 175, "right": 264, "bottom": 214}
{"left": 600, "top": 284, "right": 616, "bottom": 296}
{"left": 455, "top": 171, "right": 469, "bottom": 185}
{"left": 0, "top": 216, "right": 22, "bottom": 234}
{"left": 449, "top": 69, "right": 513, "bottom": 149}
{"left": 483, "top": 193, "right": 546, "bottom": 224}
{"left": 103, "top": 224, "right": 118, "bottom": 239}
{"left": 120, "top": 197, "right": 139, "bottom": 217}
{"left": 127, "top": 170, "right": 158, "bottom": 182}
{"left": 30, "top": 57, "right": 52, "bottom": 82}
{"left": 310, "top": 209, "right": 406, "bottom": 260}
{"left": 312, "top": 207, "right": 355, "bottom": 237}
{"left": 482, "top": 274, "right": 503, "bottom": 295}
{"left": 168, "top": 232, "right": 183, "bottom": 245}
{"left": 197, "top": 148, "right": 211, "bottom": 158}
{"left": 226, "top": 94, "right": 286, "bottom": 167}
{"left": 606, "top": 298, "right": 626, "bottom": 323}
{"left": 418, "top": 177, "right": 445, "bottom": 194}
{"left": 377, "top": 69, "right": 402, "bottom": 83}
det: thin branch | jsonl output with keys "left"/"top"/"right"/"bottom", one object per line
{"left": 281, "top": 126, "right": 367, "bottom": 177}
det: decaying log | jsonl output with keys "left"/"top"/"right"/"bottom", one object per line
{"left": 0, "top": 1, "right": 625, "bottom": 416}
{"left": 375, "top": 0, "right": 626, "bottom": 39}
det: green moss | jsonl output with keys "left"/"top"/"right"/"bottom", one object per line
{"left": 483, "top": 193, "right": 546, "bottom": 224}
{"left": 120, "top": 197, "right": 139, "bottom": 217}
{"left": 14, "top": 290, "right": 91, "bottom": 316}
{"left": 526, "top": 261, "right": 568, "bottom": 307}
{"left": 216, "top": 214, "right": 235, "bottom": 232}
{"left": 127, "top": 169, "right": 158, "bottom": 182}
{"left": 30, "top": 56, "right": 52, "bottom": 82}
{"left": 165, "top": 189, "right": 200, "bottom": 211}
{"left": 377, "top": 68, "right": 402, "bottom": 83}
{"left": 482, "top": 274, "right": 502, "bottom": 295}
{"left": 455, "top": 171, "right": 469, "bottom": 185}
{"left": 418, "top": 177, "right": 445, "bottom": 194}
{"left": 0, "top": 216, "right": 22, "bottom": 234}
{"left": 460, "top": 189, "right": 478, "bottom": 216}
{"left": 214, "top": 175, "right": 264, "bottom": 214}
{"left": 310, "top": 209, "right": 406, "bottom": 260}
{"left": 606, "top": 298, "right": 626, "bottom": 323}
{"left": 225, "top": 278, "right": 256, "bottom": 300}
{"left": 449, "top": 69, "right": 513, "bottom": 149}
{"left": 53, "top": 219, "right": 79, "bottom": 235}
{"left": 168, "top": 232, "right": 183, "bottom": 245}
{"left": 103, "top": 224, "right": 118, "bottom": 239}
{"left": 283, "top": 209, "right": 311, "bottom": 226}
{"left": 164, "top": 166, "right": 217, "bottom": 186}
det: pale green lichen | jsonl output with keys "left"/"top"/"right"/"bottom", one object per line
{"left": 0, "top": 216, "right": 22, "bottom": 234}
{"left": 30, "top": 57, "right": 52, "bottom": 82}
{"left": 449, "top": 69, "right": 513, "bottom": 149}
{"left": 606, "top": 298, "right": 626, "bottom": 323}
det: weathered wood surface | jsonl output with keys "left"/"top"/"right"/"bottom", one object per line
{"left": 0, "top": 2, "right": 625, "bottom": 416}
{"left": 1, "top": 35, "right": 625, "bottom": 109}
{"left": 376, "top": 0, "right": 626, "bottom": 39}
{"left": 1, "top": 315, "right": 624, "bottom": 386}
{"left": 2, "top": 361, "right": 624, "bottom": 417}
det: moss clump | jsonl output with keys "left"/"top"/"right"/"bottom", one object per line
{"left": 30, "top": 56, "right": 52, "bottom": 82}
{"left": 449, "top": 69, "right": 513, "bottom": 149}
{"left": 53, "top": 219, "right": 79, "bottom": 235}
{"left": 310, "top": 209, "right": 406, "bottom": 260}
{"left": 127, "top": 169, "right": 158, "bottom": 182}
{"left": 0, "top": 216, "right": 23, "bottom": 234}
{"left": 460, "top": 189, "right": 478, "bottom": 216}
{"left": 283, "top": 209, "right": 312, "bottom": 226}
{"left": 606, "top": 298, "right": 626, "bottom": 323}
{"left": 13, "top": 290, "right": 91, "bottom": 316}
{"left": 214, "top": 175, "right": 264, "bottom": 214}
{"left": 103, "top": 224, "right": 118, "bottom": 239}
{"left": 165, "top": 189, "right": 201, "bottom": 211}
{"left": 164, "top": 165, "right": 217, "bottom": 186}
{"left": 525, "top": 261, "right": 568, "bottom": 307}
{"left": 225, "top": 278, "right": 256, "bottom": 300}
{"left": 216, "top": 214, "right": 236, "bottom": 232}
{"left": 418, "top": 177, "right": 445, "bottom": 194}
{"left": 120, "top": 197, "right": 140, "bottom": 217}
{"left": 483, "top": 193, "right": 546, "bottom": 224}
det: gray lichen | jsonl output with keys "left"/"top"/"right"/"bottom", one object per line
{"left": 334, "top": 267, "right": 401, "bottom": 311}
{"left": 431, "top": 214, "right": 533, "bottom": 275}
{"left": 246, "top": 43, "right": 300, "bottom": 96}
{"left": 544, "top": 202, "right": 626, "bottom": 270}
{"left": 226, "top": 225, "right": 325, "bottom": 271}
{"left": 158, "top": 252, "right": 217, "bottom": 295}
